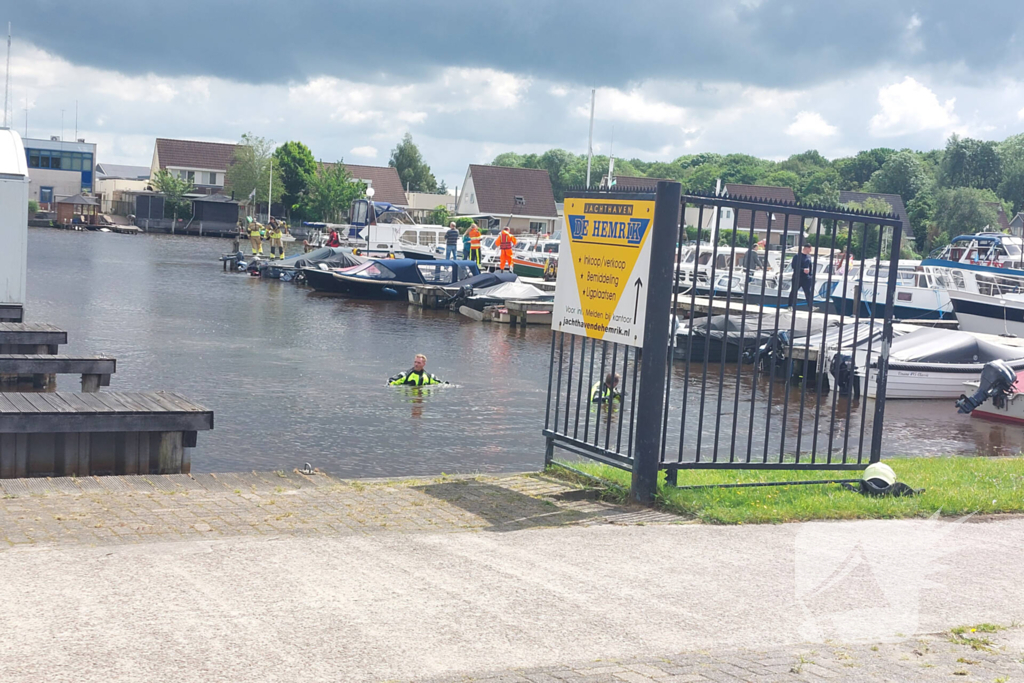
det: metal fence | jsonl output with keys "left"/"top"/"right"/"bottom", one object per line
{"left": 543, "top": 184, "right": 904, "bottom": 497}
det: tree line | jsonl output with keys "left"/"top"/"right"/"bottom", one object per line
{"left": 492, "top": 133, "right": 1024, "bottom": 256}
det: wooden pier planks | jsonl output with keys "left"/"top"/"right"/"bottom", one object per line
{"left": 0, "top": 391, "right": 212, "bottom": 477}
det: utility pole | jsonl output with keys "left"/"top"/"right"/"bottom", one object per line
{"left": 75, "top": 100, "right": 78, "bottom": 139}
{"left": 60, "top": 109, "right": 64, "bottom": 141}
{"left": 585, "top": 88, "right": 595, "bottom": 188}
{"left": 24, "top": 95, "right": 27, "bottom": 138}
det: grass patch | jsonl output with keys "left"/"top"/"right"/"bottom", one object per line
{"left": 550, "top": 456, "right": 1024, "bottom": 524}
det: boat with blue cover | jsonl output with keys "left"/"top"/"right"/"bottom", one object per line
{"left": 301, "top": 258, "right": 480, "bottom": 298}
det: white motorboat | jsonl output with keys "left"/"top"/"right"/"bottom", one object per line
{"left": 947, "top": 289, "right": 1024, "bottom": 337}
{"left": 863, "top": 327, "right": 1024, "bottom": 399}
{"left": 830, "top": 260, "right": 954, "bottom": 321}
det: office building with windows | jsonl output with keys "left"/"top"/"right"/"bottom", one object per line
{"left": 23, "top": 137, "right": 97, "bottom": 209}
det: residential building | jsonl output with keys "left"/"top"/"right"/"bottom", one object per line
{"left": 151, "top": 138, "right": 236, "bottom": 194}
{"left": 725, "top": 184, "right": 803, "bottom": 247}
{"left": 95, "top": 163, "right": 152, "bottom": 214}
{"left": 838, "top": 190, "right": 914, "bottom": 243}
{"left": 455, "top": 164, "right": 559, "bottom": 234}
{"left": 1009, "top": 212, "right": 1024, "bottom": 238}
{"left": 320, "top": 162, "right": 407, "bottom": 206}
{"left": 405, "top": 191, "right": 455, "bottom": 223}
{"left": 23, "top": 136, "right": 97, "bottom": 209}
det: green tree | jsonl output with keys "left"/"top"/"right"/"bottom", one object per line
{"left": 454, "top": 216, "right": 474, "bottom": 230}
{"left": 717, "top": 229, "right": 752, "bottom": 248}
{"left": 834, "top": 148, "right": 896, "bottom": 190}
{"left": 226, "top": 133, "right": 283, "bottom": 209}
{"left": 28, "top": 199, "right": 39, "bottom": 214}
{"left": 866, "top": 150, "right": 928, "bottom": 202}
{"left": 150, "top": 168, "right": 195, "bottom": 221}
{"left": 429, "top": 205, "right": 450, "bottom": 227}
{"left": 797, "top": 169, "right": 841, "bottom": 205}
{"left": 939, "top": 134, "right": 1001, "bottom": 191}
{"left": 932, "top": 186, "right": 1002, "bottom": 235}
{"left": 437, "top": 179, "right": 448, "bottom": 194}
{"left": 299, "top": 162, "right": 365, "bottom": 223}
{"left": 492, "top": 152, "right": 525, "bottom": 167}
{"left": 997, "top": 133, "right": 1024, "bottom": 212}
{"left": 273, "top": 141, "right": 316, "bottom": 219}
{"left": 906, "top": 187, "right": 935, "bottom": 250}
{"left": 389, "top": 133, "right": 436, "bottom": 192}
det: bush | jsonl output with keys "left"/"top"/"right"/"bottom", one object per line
{"left": 454, "top": 217, "right": 474, "bottom": 230}
{"left": 28, "top": 199, "right": 39, "bottom": 214}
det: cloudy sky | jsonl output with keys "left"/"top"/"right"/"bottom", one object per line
{"left": 4, "top": 1, "right": 1024, "bottom": 187}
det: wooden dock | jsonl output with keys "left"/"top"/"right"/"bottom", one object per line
{"left": 503, "top": 300, "right": 554, "bottom": 326}
{"left": 0, "top": 322, "right": 68, "bottom": 354}
{"left": 0, "top": 391, "right": 213, "bottom": 477}
{"left": 0, "top": 354, "right": 116, "bottom": 392}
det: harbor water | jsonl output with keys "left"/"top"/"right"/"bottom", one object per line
{"left": 25, "top": 228, "right": 1024, "bottom": 476}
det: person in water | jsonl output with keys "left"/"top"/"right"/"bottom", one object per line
{"left": 389, "top": 353, "right": 445, "bottom": 386}
{"left": 590, "top": 372, "right": 622, "bottom": 405}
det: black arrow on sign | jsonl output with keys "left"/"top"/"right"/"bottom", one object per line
{"left": 633, "top": 277, "right": 643, "bottom": 322}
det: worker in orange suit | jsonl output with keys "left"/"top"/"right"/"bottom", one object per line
{"left": 468, "top": 223, "right": 482, "bottom": 267}
{"left": 497, "top": 226, "right": 517, "bottom": 271}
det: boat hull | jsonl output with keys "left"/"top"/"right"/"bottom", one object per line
{"left": 866, "top": 360, "right": 1024, "bottom": 399}
{"left": 301, "top": 267, "right": 350, "bottom": 293}
{"left": 949, "top": 290, "right": 1024, "bottom": 336}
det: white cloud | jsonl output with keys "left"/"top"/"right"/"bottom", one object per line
{"left": 580, "top": 86, "right": 689, "bottom": 126}
{"left": 1018, "top": 106, "right": 1024, "bottom": 121}
{"left": 870, "top": 76, "right": 957, "bottom": 136}
{"left": 549, "top": 86, "right": 568, "bottom": 97}
{"left": 349, "top": 146, "right": 377, "bottom": 158}
{"left": 785, "top": 111, "right": 838, "bottom": 139}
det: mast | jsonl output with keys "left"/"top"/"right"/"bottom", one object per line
{"left": 267, "top": 158, "right": 273, "bottom": 221}
{"left": 3, "top": 23, "right": 10, "bottom": 129}
{"left": 585, "top": 88, "right": 595, "bottom": 188}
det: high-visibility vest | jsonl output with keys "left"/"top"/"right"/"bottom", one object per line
{"left": 390, "top": 370, "right": 442, "bottom": 386}
{"left": 499, "top": 231, "right": 515, "bottom": 250}
{"left": 249, "top": 226, "right": 261, "bottom": 238}
{"left": 271, "top": 229, "right": 282, "bottom": 239}
{"left": 469, "top": 228, "right": 481, "bottom": 248}
{"left": 590, "top": 382, "right": 620, "bottom": 404}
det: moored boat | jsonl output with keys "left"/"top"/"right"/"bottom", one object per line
{"left": 302, "top": 258, "right": 480, "bottom": 298}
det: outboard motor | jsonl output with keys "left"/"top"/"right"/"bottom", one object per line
{"left": 829, "top": 353, "right": 859, "bottom": 398}
{"left": 956, "top": 359, "right": 1017, "bottom": 414}
{"left": 747, "top": 330, "right": 789, "bottom": 372}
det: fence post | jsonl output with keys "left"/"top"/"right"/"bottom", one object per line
{"left": 630, "top": 181, "right": 682, "bottom": 504}
{"left": 870, "top": 221, "right": 902, "bottom": 462}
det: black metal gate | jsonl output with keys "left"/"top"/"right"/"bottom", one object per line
{"left": 543, "top": 183, "right": 905, "bottom": 500}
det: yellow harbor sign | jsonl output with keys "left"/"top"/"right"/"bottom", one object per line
{"left": 551, "top": 196, "right": 655, "bottom": 347}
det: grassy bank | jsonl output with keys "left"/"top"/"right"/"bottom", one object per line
{"left": 550, "top": 457, "right": 1024, "bottom": 524}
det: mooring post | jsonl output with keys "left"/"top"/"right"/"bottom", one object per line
{"left": 630, "top": 181, "right": 682, "bottom": 505}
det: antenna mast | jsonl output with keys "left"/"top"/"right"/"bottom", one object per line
{"left": 585, "top": 88, "right": 595, "bottom": 188}
{"left": 3, "top": 23, "right": 10, "bottom": 129}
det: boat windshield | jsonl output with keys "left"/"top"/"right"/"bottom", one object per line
{"left": 347, "top": 262, "right": 397, "bottom": 280}
{"left": 417, "top": 263, "right": 455, "bottom": 284}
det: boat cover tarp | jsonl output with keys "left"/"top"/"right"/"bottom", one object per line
{"left": 279, "top": 247, "right": 364, "bottom": 270}
{"left": 890, "top": 327, "right": 1024, "bottom": 364}
{"left": 473, "top": 281, "right": 548, "bottom": 300}
{"left": 685, "top": 311, "right": 838, "bottom": 343}
{"left": 443, "top": 271, "right": 518, "bottom": 291}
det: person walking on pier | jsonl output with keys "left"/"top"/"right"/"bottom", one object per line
{"left": 789, "top": 242, "right": 816, "bottom": 308}
{"left": 498, "top": 226, "right": 517, "bottom": 271}
{"left": 468, "top": 223, "right": 482, "bottom": 267}
{"left": 445, "top": 222, "right": 460, "bottom": 260}
{"left": 247, "top": 218, "right": 263, "bottom": 256}
{"left": 389, "top": 354, "right": 445, "bottom": 386}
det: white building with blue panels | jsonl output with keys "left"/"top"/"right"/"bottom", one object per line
{"left": 23, "top": 137, "right": 97, "bottom": 208}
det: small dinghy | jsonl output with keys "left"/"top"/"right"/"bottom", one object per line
{"left": 865, "top": 327, "right": 1024, "bottom": 399}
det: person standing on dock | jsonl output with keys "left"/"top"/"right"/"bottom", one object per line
{"left": 268, "top": 219, "right": 285, "bottom": 260}
{"left": 497, "top": 226, "right": 517, "bottom": 271}
{"left": 389, "top": 354, "right": 445, "bottom": 386}
{"left": 247, "top": 218, "right": 263, "bottom": 256}
{"left": 789, "top": 242, "right": 816, "bottom": 308}
{"left": 445, "top": 222, "right": 460, "bottom": 260}
{"left": 468, "top": 223, "right": 482, "bottom": 267}
{"left": 462, "top": 230, "right": 472, "bottom": 260}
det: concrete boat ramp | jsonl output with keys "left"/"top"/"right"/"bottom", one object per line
{"left": 1, "top": 470, "right": 1022, "bottom": 682}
